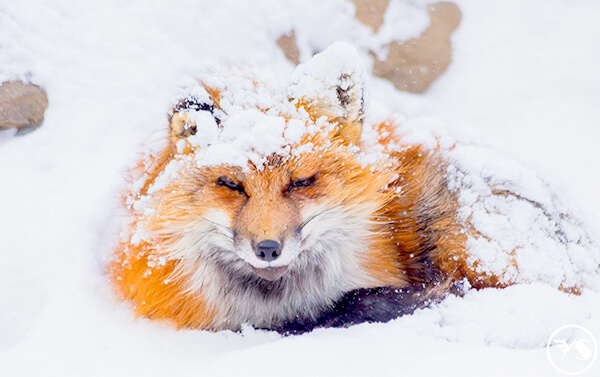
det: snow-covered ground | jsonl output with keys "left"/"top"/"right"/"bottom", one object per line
{"left": 1, "top": 0, "right": 599, "bottom": 376}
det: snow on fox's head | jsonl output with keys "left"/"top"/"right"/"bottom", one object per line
{"left": 125, "top": 43, "right": 402, "bottom": 326}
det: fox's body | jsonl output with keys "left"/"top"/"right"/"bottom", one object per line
{"left": 110, "top": 44, "right": 598, "bottom": 332}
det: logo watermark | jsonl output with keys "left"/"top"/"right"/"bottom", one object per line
{"left": 546, "top": 324, "right": 598, "bottom": 375}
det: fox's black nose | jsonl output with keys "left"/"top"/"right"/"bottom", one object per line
{"left": 255, "top": 240, "right": 282, "bottom": 262}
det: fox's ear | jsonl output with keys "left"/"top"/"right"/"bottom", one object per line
{"left": 330, "top": 71, "right": 364, "bottom": 145}
{"left": 288, "top": 42, "right": 365, "bottom": 146}
{"left": 168, "top": 110, "right": 194, "bottom": 142}
{"left": 168, "top": 87, "right": 220, "bottom": 146}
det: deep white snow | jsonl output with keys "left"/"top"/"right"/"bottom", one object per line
{"left": 1, "top": 1, "right": 599, "bottom": 376}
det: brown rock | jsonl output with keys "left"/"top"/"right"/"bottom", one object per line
{"left": 0, "top": 81, "right": 48, "bottom": 134}
{"left": 350, "top": 0, "right": 389, "bottom": 32}
{"left": 373, "top": 2, "right": 462, "bottom": 93}
{"left": 277, "top": 30, "right": 300, "bottom": 65}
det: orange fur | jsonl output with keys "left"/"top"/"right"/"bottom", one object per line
{"left": 110, "top": 242, "right": 219, "bottom": 329}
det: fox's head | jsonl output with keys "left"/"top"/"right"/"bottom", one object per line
{"left": 123, "top": 43, "right": 410, "bottom": 329}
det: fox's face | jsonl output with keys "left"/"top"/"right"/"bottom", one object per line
{"left": 124, "top": 44, "right": 406, "bottom": 327}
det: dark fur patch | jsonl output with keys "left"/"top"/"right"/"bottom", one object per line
{"left": 174, "top": 96, "right": 214, "bottom": 113}
{"left": 267, "top": 283, "right": 452, "bottom": 336}
{"left": 264, "top": 258, "right": 464, "bottom": 335}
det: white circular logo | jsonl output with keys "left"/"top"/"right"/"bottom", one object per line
{"left": 546, "top": 324, "right": 598, "bottom": 375}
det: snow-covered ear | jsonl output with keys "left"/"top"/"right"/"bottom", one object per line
{"left": 168, "top": 101, "right": 199, "bottom": 141}
{"left": 288, "top": 42, "right": 365, "bottom": 146}
{"left": 168, "top": 85, "right": 220, "bottom": 145}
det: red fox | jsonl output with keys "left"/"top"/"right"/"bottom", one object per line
{"left": 110, "top": 43, "right": 599, "bottom": 333}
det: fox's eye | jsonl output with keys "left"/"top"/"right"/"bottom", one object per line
{"left": 287, "top": 176, "right": 316, "bottom": 191}
{"left": 217, "top": 176, "right": 245, "bottom": 195}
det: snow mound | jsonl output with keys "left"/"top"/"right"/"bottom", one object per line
{"left": 447, "top": 144, "right": 600, "bottom": 290}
